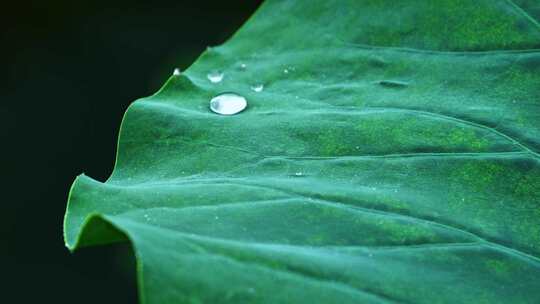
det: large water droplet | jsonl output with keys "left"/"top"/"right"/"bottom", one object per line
{"left": 207, "top": 71, "right": 224, "bottom": 83}
{"left": 173, "top": 68, "right": 181, "bottom": 76}
{"left": 251, "top": 83, "right": 264, "bottom": 92}
{"left": 210, "top": 93, "right": 247, "bottom": 115}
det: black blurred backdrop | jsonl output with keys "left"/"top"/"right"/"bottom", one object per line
{"left": 1, "top": 1, "right": 261, "bottom": 302}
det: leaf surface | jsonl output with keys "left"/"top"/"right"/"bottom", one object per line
{"left": 65, "top": 1, "right": 540, "bottom": 303}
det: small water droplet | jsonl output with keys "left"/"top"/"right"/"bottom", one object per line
{"left": 295, "top": 172, "right": 303, "bottom": 176}
{"left": 210, "top": 93, "right": 247, "bottom": 115}
{"left": 251, "top": 83, "right": 264, "bottom": 92}
{"left": 173, "top": 68, "right": 181, "bottom": 76}
{"left": 215, "top": 216, "right": 219, "bottom": 220}
{"left": 283, "top": 68, "right": 289, "bottom": 74}
{"left": 240, "top": 63, "right": 247, "bottom": 70}
{"left": 355, "top": 146, "right": 360, "bottom": 149}
{"left": 369, "top": 56, "right": 387, "bottom": 67}
{"left": 378, "top": 80, "right": 409, "bottom": 88}
{"left": 207, "top": 71, "right": 224, "bottom": 83}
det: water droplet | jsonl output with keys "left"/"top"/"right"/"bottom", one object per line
{"left": 215, "top": 216, "right": 219, "bottom": 220}
{"left": 173, "top": 68, "right": 181, "bottom": 76}
{"left": 378, "top": 80, "right": 409, "bottom": 88}
{"left": 283, "top": 68, "right": 289, "bottom": 74}
{"left": 240, "top": 63, "right": 247, "bottom": 70}
{"left": 251, "top": 83, "right": 264, "bottom": 92}
{"left": 295, "top": 172, "right": 303, "bottom": 176}
{"left": 210, "top": 93, "right": 247, "bottom": 115}
{"left": 207, "top": 71, "right": 224, "bottom": 83}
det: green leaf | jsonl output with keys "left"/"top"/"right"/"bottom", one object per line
{"left": 64, "top": 1, "right": 540, "bottom": 303}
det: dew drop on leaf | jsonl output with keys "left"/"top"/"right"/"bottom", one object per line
{"left": 378, "top": 80, "right": 409, "bottom": 88}
{"left": 251, "top": 83, "right": 264, "bottom": 92}
{"left": 173, "top": 68, "right": 181, "bottom": 76}
{"left": 210, "top": 93, "right": 247, "bottom": 115}
{"left": 207, "top": 71, "right": 224, "bottom": 83}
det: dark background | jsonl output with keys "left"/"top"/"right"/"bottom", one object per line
{"left": 1, "top": 1, "right": 261, "bottom": 302}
